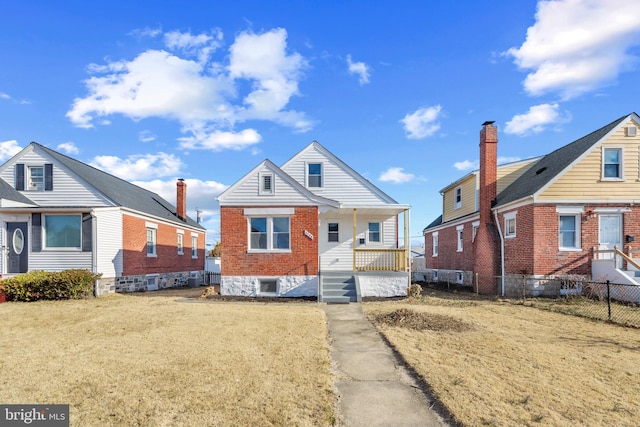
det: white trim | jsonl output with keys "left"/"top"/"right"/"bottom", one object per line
{"left": 145, "top": 273, "right": 159, "bottom": 291}
{"left": 556, "top": 206, "right": 584, "bottom": 214}
{"left": 145, "top": 221, "right": 158, "bottom": 229}
{"left": 454, "top": 186, "right": 462, "bottom": 209}
{"left": 471, "top": 221, "right": 479, "bottom": 242}
{"left": 504, "top": 211, "right": 517, "bottom": 239}
{"left": 121, "top": 208, "right": 205, "bottom": 234}
{"left": 601, "top": 146, "right": 624, "bottom": 181}
{"left": 456, "top": 225, "right": 464, "bottom": 252}
{"left": 176, "top": 228, "right": 184, "bottom": 235}
{"left": 259, "top": 171, "right": 275, "bottom": 195}
{"left": 306, "top": 161, "right": 324, "bottom": 189}
{"left": 244, "top": 207, "right": 295, "bottom": 216}
{"left": 558, "top": 213, "right": 581, "bottom": 251}
{"left": 594, "top": 207, "right": 631, "bottom": 213}
{"left": 432, "top": 231, "right": 439, "bottom": 257}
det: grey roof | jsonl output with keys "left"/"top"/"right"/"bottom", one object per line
{"left": 424, "top": 215, "right": 442, "bottom": 231}
{"left": 34, "top": 143, "right": 205, "bottom": 230}
{"left": 495, "top": 114, "right": 629, "bottom": 207}
{"left": 0, "top": 178, "right": 36, "bottom": 205}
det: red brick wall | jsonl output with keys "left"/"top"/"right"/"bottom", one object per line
{"left": 221, "top": 206, "right": 318, "bottom": 276}
{"left": 122, "top": 214, "right": 205, "bottom": 276}
{"left": 424, "top": 219, "right": 476, "bottom": 272}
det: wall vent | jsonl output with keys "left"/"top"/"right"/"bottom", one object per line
{"left": 625, "top": 126, "right": 637, "bottom": 137}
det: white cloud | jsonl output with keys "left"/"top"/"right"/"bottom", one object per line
{"left": 400, "top": 105, "right": 442, "bottom": 139}
{"left": 505, "top": 103, "right": 570, "bottom": 136}
{"left": 138, "top": 130, "right": 156, "bottom": 142}
{"left": 128, "top": 27, "right": 162, "bottom": 39}
{"left": 506, "top": 0, "right": 640, "bottom": 99}
{"left": 57, "top": 142, "right": 79, "bottom": 155}
{"left": 454, "top": 160, "right": 478, "bottom": 171}
{"left": 90, "top": 152, "right": 184, "bottom": 181}
{"left": 346, "top": 54, "right": 370, "bottom": 85}
{"left": 0, "top": 140, "right": 22, "bottom": 162}
{"left": 67, "top": 27, "right": 311, "bottom": 151}
{"left": 179, "top": 127, "right": 261, "bottom": 151}
{"left": 498, "top": 156, "right": 522, "bottom": 165}
{"left": 379, "top": 167, "right": 415, "bottom": 183}
{"left": 0, "top": 92, "right": 9, "bottom": 100}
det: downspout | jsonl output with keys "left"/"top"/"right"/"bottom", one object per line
{"left": 493, "top": 209, "right": 505, "bottom": 297}
{"left": 91, "top": 211, "right": 99, "bottom": 296}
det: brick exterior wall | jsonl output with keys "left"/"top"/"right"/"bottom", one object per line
{"left": 220, "top": 206, "right": 319, "bottom": 277}
{"left": 425, "top": 219, "right": 476, "bottom": 272}
{"left": 122, "top": 214, "right": 205, "bottom": 276}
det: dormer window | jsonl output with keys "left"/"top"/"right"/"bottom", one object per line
{"left": 28, "top": 166, "right": 44, "bottom": 190}
{"left": 307, "top": 163, "right": 322, "bottom": 188}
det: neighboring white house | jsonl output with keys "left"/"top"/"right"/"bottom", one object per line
{"left": 217, "top": 141, "right": 411, "bottom": 302}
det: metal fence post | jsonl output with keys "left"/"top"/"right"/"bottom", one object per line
{"left": 606, "top": 280, "right": 611, "bottom": 321}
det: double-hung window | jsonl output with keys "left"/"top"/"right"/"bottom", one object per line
{"left": 44, "top": 214, "right": 81, "bottom": 249}
{"left": 557, "top": 206, "right": 582, "bottom": 251}
{"left": 249, "top": 216, "right": 290, "bottom": 251}
{"left": 456, "top": 225, "right": 464, "bottom": 252}
{"left": 432, "top": 232, "right": 438, "bottom": 257}
{"left": 504, "top": 212, "right": 517, "bottom": 238}
{"left": 367, "top": 222, "right": 381, "bottom": 243}
{"left": 328, "top": 222, "right": 339, "bottom": 242}
{"left": 191, "top": 234, "right": 198, "bottom": 258}
{"left": 454, "top": 186, "right": 462, "bottom": 209}
{"left": 28, "top": 166, "right": 44, "bottom": 190}
{"left": 177, "top": 230, "right": 184, "bottom": 255}
{"left": 147, "top": 227, "right": 157, "bottom": 256}
{"left": 307, "top": 163, "right": 322, "bottom": 188}
{"left": 602, "top": 147, "right": 623, "bottom": 179}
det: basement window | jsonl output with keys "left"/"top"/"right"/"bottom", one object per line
{"left": 259, "top": 279, "right": 277, "bottom": 295}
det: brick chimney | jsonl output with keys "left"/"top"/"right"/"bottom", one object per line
{"left": 473, "top": 121, "right": 499, "bottom": 294}
{"left": 177, "top": 179, "right": 187, "bottom": 221}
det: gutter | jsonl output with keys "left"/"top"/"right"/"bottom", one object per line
{"left": 493, "top": 209, "right": 505, "bottom": 297}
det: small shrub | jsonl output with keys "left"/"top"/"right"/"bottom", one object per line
{"left": 408, "top": 283, "right": 423, "bottom": 299}
{"left": 1, "top": 269, "right": 101, "bottom": 302}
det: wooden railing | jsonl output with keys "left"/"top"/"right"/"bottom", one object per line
{"left": 354, "top": 248, "right": 407, "bottom": 271}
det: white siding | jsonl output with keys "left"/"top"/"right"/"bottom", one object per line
{"left": 0, "top": 146, "right": 112, "bottom": 207}
{"left": 281, "top": 144, "right": 393, "bottom": 205}
{"left": 94, "top": 207, "right": 123, "bottom": 277}
{"left": 220, "top": 163, "right": 320, "bottom": 206}
{"left": 29, "top": 252, "right": 93, "bottom": 271}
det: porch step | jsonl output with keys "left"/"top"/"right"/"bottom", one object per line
{"left": 625, "top": 270, "right": 640, "bottom": 278}
{"left": 321, "top": 273, "right": 358, "bottom": 303}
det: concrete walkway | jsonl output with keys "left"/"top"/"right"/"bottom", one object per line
{"left": 322, "top": 303, "right": 449, "bottom": 427}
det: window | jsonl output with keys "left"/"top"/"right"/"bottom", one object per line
{"left": 307, "top": 163, "right": 322, "bottom": 188}
{"left": 559, "top": 215, "right": 580, "bottom": 250}
{"left": 191, "top": 234, "right": 198, "bottom": 258}
{"left": 260, "top": 172, "right": 274, "bottom": 195}
{"left": 368, "top": 222, "right": 381, "bottom": 243}
{"left": 259, "top": 279, "right": 277, "bottom": 295}
{"left": 147, "top": 228, "right": 157, "bottom": 256}
{"left": 249, "top": 217, "right": 290, "bottom": 251}
{"left": 177, "top": 232, "right": 184, "bottom": 255}
{"left": 328, "top": 222, "right": 339, "bottom": 242}
{"left": 456, "top": 271, "right": 464, "bottom": 284}
{"left": 603, "top": 147, "right": 623, "bottom": 179}
{"left": 472, "top": 221, "right": 479, "bottom": 241}
{"left": 28, "top": 166, "right": 44, "bottom": 190}
{"left": 432, "top": 232, "right": 439, "bottom": 257}
{"left": 504, "top": 212, "right": 517, "bottom": 238}
{"left": 44, "top": 215, "right": 81, "bottom": 249}
{"left": 146, "top": 274, "right": 158, "bottom": 291}
{"left": 454, "top": 186, "right": 462, "bottom": 209}
{"left": 456, "top": 225, "right": 464, "bottom": 252}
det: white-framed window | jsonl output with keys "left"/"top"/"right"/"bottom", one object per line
{"left": 456, "top": 271, "right": 464, "bottom": 284}
{"left": 432, "top": 232, "right": 439, "bottom": 257}
{"left": 259, "top": 278, "right": 278, "bottom": 295}
{"left": 146, "top": 274, "right": 159, "bottom": 291}
{"left": 557, "top": 206, "right": 583, "bottom": 251}
{"left": 432, "top": 270, "right": 438, "bottom": 281}
{"left": 44, "top": 214, "right": 81, "bottom": 249}
{"left": 249, "top": 217, "right": 291, "bottom": 251}
{"left": 177, "top": 230, "right": 184, "bottom": 255}
{"left": 191, "top": 233, "right": 198, "bottom": 258}
{"left": 28, "top": 166, "right": 44, "bottom": 190}
{"left": 472, "top": 221, "right": 479, "bottom": 242}
{"left": 456, "top": 225, "right": 464, "bottom": 252}
{"left": 307, "top": 162, "right": 323, "bottom": 188}
{"left": 367, "top": 222, "right": 381, "bottom": 243}
{"left": 147, "top": 228, "right": 157, "bottom": 256}
{"left": 602, "top": 147, "right": 623, "bottom": 180}
{"left": 328, "top": 222, "right": 339, "bottom": 242}
{"left": 259, "top": 172, "right": 274, "bottom": 195}
{"left": 504, "top": 211, "right": 517, "bottom": 238}
{"left": 454, "top": 186, "right": 462, "bottom": 209}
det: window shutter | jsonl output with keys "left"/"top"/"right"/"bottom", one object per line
{"left": 44, "top": 163, "right": 53, "bottom": 191}
{"left": 32, "top": 213, "right": 41, "bottom": 252}
{"left": 15, "top": 164, "right": 24, "bottom": 191}
{"left": 82, "top": 213, "right": 92, "bottom": 252}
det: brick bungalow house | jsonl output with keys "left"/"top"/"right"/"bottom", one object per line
{"left": 0, "top": 142, "right": 206, "bottom": 294}
{"left": 217, "top": 141, "right": 411, "bottom": 302}
{"left": 424, "top": 113, "right": 640, "bottom": 296}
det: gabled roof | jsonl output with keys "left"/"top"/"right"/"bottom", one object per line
{"left": 0, "top": 178, "right": 36, "bottom": 206}
{"left": 30, "top": 143, "right": 204, "bottom": 230}
{"left": 217, "top": 158, "right": 340, "bottom": 207}
{"left": 281, "top": 141, "right": 401, "bottom": 205}
{"left": 494, "top": 113, "right": 632, "bottom": 207}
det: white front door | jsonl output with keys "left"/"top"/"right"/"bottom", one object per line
{"left": 599, "top": 214, "right": 623, "bottom": 268}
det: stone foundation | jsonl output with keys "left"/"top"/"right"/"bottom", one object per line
{"left": 94, "top": 270, "right": 204, "bottom": 294}
{"left": 221, "top": 275, "right": 318, "bottom": 297}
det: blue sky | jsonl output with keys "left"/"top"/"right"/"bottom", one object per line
{"left": 2, "top": 0, "right": 640, "bottom": 248}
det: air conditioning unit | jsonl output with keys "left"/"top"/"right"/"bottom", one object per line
{"left": 625, "top": 126, "right": 637, "bottom": 137}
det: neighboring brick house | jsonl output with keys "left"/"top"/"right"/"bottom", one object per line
{"left": 0, "top": 142, "right": 206, "bottom": 294}
{"left": 217, "top": 141, "right": 411, "bottom": 302}
{"left": 424, "top": 113, "right": 640, "bottom": 296}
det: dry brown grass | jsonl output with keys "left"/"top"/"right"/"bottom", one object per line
{"left": 0, "top": 290, "right": 335, "bottom": 426}
{"left": 364, "top": 296, "right": 640, "bottom": 427}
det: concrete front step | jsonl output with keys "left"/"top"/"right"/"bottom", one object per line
{"left": 323, "top": 296, "right": 352, "bottom": 304}
{"left": 321, "top": 273, "right": 358, "bottom": 303}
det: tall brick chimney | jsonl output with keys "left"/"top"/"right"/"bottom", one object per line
{"left": 473, "top": 121, "right": 499, "bottom": 294}
{"left": 177, "top": 178, "right": 187, "bottom": 221}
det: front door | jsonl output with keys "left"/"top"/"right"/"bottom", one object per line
{"left": 7, "top": 222, "right": 28, "bottom": 274}
{"left": 599, "top": 214, "right": 623, "bottom": 268}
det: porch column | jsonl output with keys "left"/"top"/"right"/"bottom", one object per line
{"left": 404, "top": 209, "right": 410, "bottom": 274}
{"left": 353, "top": 208, "right": 357, "bottom": 271}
